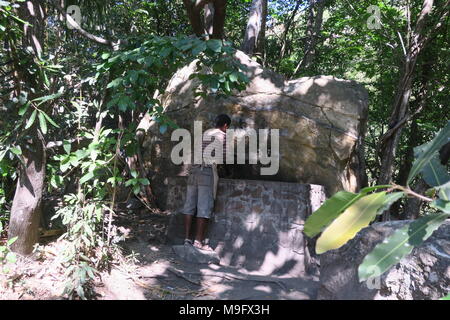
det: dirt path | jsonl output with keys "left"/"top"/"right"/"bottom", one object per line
{"left": 0, "top": 208, "right": 319, "bottom": 300}
{"left": 97, "top": 210, "right": 319, "bottom": 300}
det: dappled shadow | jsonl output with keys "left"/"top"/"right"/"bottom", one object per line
{"left": 143, "top": 50, "right": 368, "bottom": 205}
{"left": 106, "top": 178, "right": 322, "bottom": 300}
{"left": 130, "top": 49, "right": 369, "bottom": 299}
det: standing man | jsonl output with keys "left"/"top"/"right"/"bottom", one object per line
{"left": 181, "top": 114, "right": 231, "bottom": 251}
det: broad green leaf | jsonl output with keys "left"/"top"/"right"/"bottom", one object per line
{"left": 304, "top": 185, "right": 392, "bottom": 237}
{"left": 159, "top": 47, "right": 171, "bottom": 58}
{"left": 18, "top": 101, "right": 30, "bottom": 116}
{"left": 25, "top": 109, "right": 37, "bottom": 129}
{"left": 413, "top": 141, "right": 450, "bottom": 187}
{"left": 440, "top": 293, "right": 450, "bottom": 300}
{"left": 316, "top": 192, "right": 388, "bottom": 254}
{"left": 229, "top": 72, "right": 239, "bottom": 82}
{"left": 7, "top": 236, "right": 17, "bottom": 246}
{"left": 206, "top": 39, "right": 222, "bottom": 52}
{"left": 32, "top": 92, "right": 63, "bottom": 106}
{"left": 118, "top": 96, "right": 131, "bottom": 111}
{"left": 421, "top": 157, "right": 450, "bottom": 187}
{"left": 10, "top": 146, "right": 21, "bottom": 155}
{"left": 436, "top": 181, "right": 450, "bottom": 201}
{"left": 38, "top": 111, "right": 47, "bottom": 134}
{"left": 430, "top": 199, "right": 450, "bottom": 213}
{"left": 408, "top": 121, "right": 450, "bottom": 185}
{"left": 358, "top": 212, "right": 449, "bottom": 281}
{"left": 125, "top": 179, "right": 135, "bottom": 187}
{"left": 79, "top": 171, "right": 95, "bottom": 184}
{"left": 42, "top": 111, "right": 60, "bottom": 128}
{"left": 375, "top": 192, "right": 404, "bottom": 216}
{"left": 304, "top": 191, "right": 359, "bottom": 237}
{"left": 63, "top": 140, "right": 71, "bottom": 154}
{"left": 107, "top": 77, "right": 123, "bottom": 89}
{"left": 192, "top": 42, "right": 207, "bottom": 56}
{"left": 159, "top": 124, "right": 167, "bottom": 134}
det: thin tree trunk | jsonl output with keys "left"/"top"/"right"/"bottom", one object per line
{"left": 9, "top": 131, "right": 46, "bottom": 254}
{"left": 183, "top": 0, "right": 227, "bottom": 40}
{"left": 8, "top": 0, "right": 47, "bottom": 255}
{"left": 211, "top": 0, "right": 227, "bottom": 39}
{"left": 241, "top": 0, "right": 267, "bottom": 56}
{"left": 204, "top": 2, "right": 214, "bottom": 36}
{"left": 183, "top": 0, "right": 209, "bottom": 37}
{"left": 377, "top": 0, "right": 450, "bottom": 221}
{"left": 378, "top": 0, "right": 436, "bottom": 187}
{"left": 404, "top": 179, "right": 428, "bottom": 219}
{"left": 294, "top": 0, "right": 326, "bottom": 75}
{"left": 254, "top": 0, "right": 267, "bottom": 64}
{"left": 279, "top": 0, "right": 302, "bottom": 66}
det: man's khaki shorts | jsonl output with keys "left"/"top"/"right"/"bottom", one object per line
{"left": 181, "top": 166, "right": 214, "bottom": 219}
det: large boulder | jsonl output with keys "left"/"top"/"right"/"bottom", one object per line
{"left": 141, "top": 50, "right": 368, "bottom": 207}
{"left": 317, "top": 220, "right": 450, "bottom": 300}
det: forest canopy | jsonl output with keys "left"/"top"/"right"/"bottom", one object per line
{"left": 0, "top": 0, "right": 448, "bottom": 299}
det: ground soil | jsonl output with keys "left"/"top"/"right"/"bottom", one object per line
{"left": 0, "top": 207, "right": 319, "bottom": 300}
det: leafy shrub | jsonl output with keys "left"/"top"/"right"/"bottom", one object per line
{"left": 305, "top": 121, "right": 450, "bottom": 282}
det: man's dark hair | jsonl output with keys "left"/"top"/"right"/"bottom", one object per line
{"left": 215, "top": 114, "right": 231, "bottom": 128}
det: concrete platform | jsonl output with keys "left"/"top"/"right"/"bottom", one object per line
{"left": 165, "top": 177, "right": 325, "bottom": 277}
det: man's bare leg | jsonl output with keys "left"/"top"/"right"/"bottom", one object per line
{"left": 194, "top": 217, "right": 208, "bottom": 243}
{"left": 184, "top": 214, "right": 193, "bottom": 242}
{"left": 194, "top": 218, "right": 214, "bottom": 251}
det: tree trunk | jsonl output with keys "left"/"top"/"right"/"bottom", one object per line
{"left": 8, "top": 0, "right": 46, "bottom": 255}
{"left": 204, "top": 2, "right": 214, "bottom": 36}
{"left": 183, "top": 0, "right": 227, "bottom": 40}
{"left": 183, "top": 0, "right": 208, "bottom": 37}
{"left": 404, "top": 178, "right": 428, "bottom": 220}
{"left": 294, "top": 0, "right": 326, "bottom": 75}
{"left": 377, "top": 0, "right": 449, "bottom": 221}
{"left": 241, "top": 0, "right": 267, "bottom": 56}
{"left": 378, "top": 0, "right": 438, "bottom": 187}
{"left": 278, "top": 0, "right": 302, "bottom": 67}
{"left": 9, "top": 131, "right": 46, "bottom": 254}
{"left": 254, "top": 0, "right": 267, "bottom": 64}
{"left": 211, "top": 0, "right": 227, "bottom": 39}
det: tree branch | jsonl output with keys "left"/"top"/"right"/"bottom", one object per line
{"left": 51, "top": 0, "right": 114, "bottom": 48}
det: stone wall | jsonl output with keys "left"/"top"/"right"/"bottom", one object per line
{"left": 165, "top": 177, "right": 325, "bottom": 277}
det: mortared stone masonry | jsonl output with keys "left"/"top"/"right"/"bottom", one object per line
{"left": 165, "top": 177, "right": 326, "bottom": 277}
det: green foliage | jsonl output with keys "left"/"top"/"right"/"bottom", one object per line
{"left": 0, "top": 0, "right": 447, "bottom": 299}
{"left": 52, "top": 126, "right": 126, "bottom": 299}
{"left": 125, "top": 170, "right": 150, "bottom": 195}
{"left": 304, "top": 185, "right": 393, "bottom": 238}
{"left": 408, "top": 121, "right": 450, "bottom": 186}
{"left": 96, "top": 35, "right": 249, "bottom": 121}
{"left": 358, "top": 212, "right": 449, "bottom": 281}
{"left": 0, "top": 231, "right": 17, "bottom": 273}
{"left": 305, "top": 124, "right": 450, "bottom": 281}
{"left": 315, "top": 192, "right": 404, "bottom": 254}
